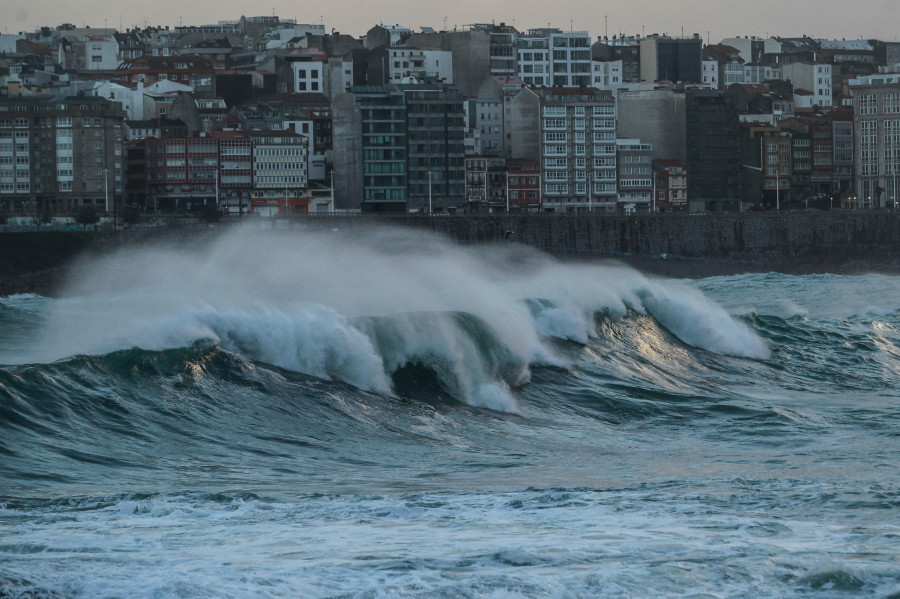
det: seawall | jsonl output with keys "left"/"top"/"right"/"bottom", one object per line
{"left": 299, "top": 211, "right": 900, "bottom": 277}
{"left": 3, "top": 212, "right": 900, "bottom": 296}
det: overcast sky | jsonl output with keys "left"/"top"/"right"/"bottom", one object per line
{"left": 6, "top": 0, "right": 900, "bottom": 42}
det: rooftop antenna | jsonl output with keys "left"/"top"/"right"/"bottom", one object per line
{"left": 443, "top": 16, "right": 447, "bottom": 31}
{"left": 605, "top": 15, "right": 608, "bottom": 39}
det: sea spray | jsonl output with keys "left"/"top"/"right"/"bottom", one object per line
{"left": 13, "top": 227, "right": 768, "bottom": 408}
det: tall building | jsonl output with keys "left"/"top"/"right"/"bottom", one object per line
{"left": 850, "top": 73, "right": 900, "bottom": 207}
{"left": 332, "top": 84, "right": 465, "bottom": 213}
{"left": 470, "top": 23, "right": 518, "bottom": 77}
{"left": 685, "top": 89, "right": 741, "bottom": 211}
{"left": 333, "top": 86, "right": 407, "bottom": 212}
{"left": 830, "top": 111, "right": 854, "bottom": 199}
{"left": 0, "top": 97, "right": 125, "bottom": 214}
{"left": 536, "top": 87, "right": 617, "bottom": 212}
{"left": 592, "top": 37, "right": 641, "bottom": 84}
{"left": 466, "top": 98, "right": 503, "bottom": 156}
{"left": 245, "top": 129, "right": 308, "bottom": 210}
{"left": 640, "top": 36, "right": 703, "bottom": 84}
{"left": 517, "top": 29, "right": 591, "bottom": 88}
{"left": 403, "top": 85, "right": 466, "bottom": 213}
{"left": 616, "top": 139, "right": 653, "bottom": 212}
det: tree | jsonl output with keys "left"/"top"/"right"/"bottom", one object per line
{"left": 75, "top": 205, "right": 100, "bottom": 231}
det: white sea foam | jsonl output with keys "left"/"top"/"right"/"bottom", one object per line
{"left": 1, "top": 487, "right": 898, "bottom": 599}
{"left": 17, "top": 227, "right": 768, "bottom": 409}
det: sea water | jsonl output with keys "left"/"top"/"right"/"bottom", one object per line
{"left": 1, "top": 228, "right": 898, "bottom": 598}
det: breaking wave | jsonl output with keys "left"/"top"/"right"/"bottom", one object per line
{"left": 0, "top": 227, "right": 768, "bottom": 412}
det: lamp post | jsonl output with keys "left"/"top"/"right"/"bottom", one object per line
{"left": 776, "top": 163, "right": 780, "bottom": 211}
{"left": 505, "top": 171, "right": 510, "bottom": 213}
{"left": 428, "top": 171, "right": 433, "bottom": 214}
{"left": 588, "top": 171, "right": 593, "bottom": 213}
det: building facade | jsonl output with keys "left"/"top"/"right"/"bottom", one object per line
{"left": 616, "top": 139, "right": 653, "bottom": 212}
{"left": 246, "top": 129, "right": 308, "bottom": 209}
{"left": 685, "top": 89, "right": 742, "bottom": 211}
{"left": 851, "top": 74, "right": 900, "bottom": 207}
{"left": 537, "top": 87, "right": 617, "bottom": 212}
{"left": 0, "top": 97, "right": 125, "bottom": 214}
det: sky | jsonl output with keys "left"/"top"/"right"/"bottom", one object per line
{"left": 5, "top": 0, "right": 900, "bottom": 42}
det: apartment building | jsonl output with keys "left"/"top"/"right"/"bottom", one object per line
{"left": 332, "top": 86, "right": 407, "bottom": 212}
{"left": 537, "top": 87, "right": 617, "bottom": 212}
{"left": 387, "top": 47, "right": 452, "bottom": 84}
{"left": 831, "top": 113, "right": 854, "bottom": 197}
{"left": 850, "top": 73, "right": 900, "bottom": 207}
{"left": 652, "top": 159, "right": 687, "bottom": 212}
{"left": 616, "top": 139, "right": 653, "bottom": 212}
{"left": 467, "top": 98, "right": 503, "bottom": 156}
{"left": 685, "top": 89, "right": 742, "bottom": 211}
{"left": 0, "top": 97, "right": 124, "bottom": 214}
{"left": 780, "top": 62, "right": 833, "bottom": 107}
{"left": 591, "top": 59, "right": 624, "bottom": 91}
{"left": 517, "top": 29, "right": 591, "bottom": 88}
{"left": 403, "top": 85, "right": 466, "bottom": 213}
{"left": 245, "top": 129, "right": 308, "bottom": 213}
{"left": 506, "top": 159, "right": 541, "bottom": 212}
{"left": 640, "top": 36, "right": 702, "bottom": 84}
{"left": 464, "top": 156, "right": 506, "bottom": 213}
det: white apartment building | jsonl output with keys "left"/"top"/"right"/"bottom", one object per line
{"left": 779, "top": 62, "right": 833, "bottom": 107}
{"left": 538, "top": 88, "right": 617, "bottom": 212}
{"left": 249, "top": 130, "right": 309, "bottom": 201}
{"left": 743, "top": 64, "right": 774, "bottom": 85}
{"left": 283, "top": 118, "right": 326, "bottom": 181}
{"left": 616, "top": 138, "right": 653, "bottom": 212}
{"left": 517, "top": 35, "right": 551, "bottom": 87}
{"left": 701, "top": 60, "right": 719, "bottom": 88}
{"left": 591, "top": 59, "right": 624, "bottom": 90}
{"left": 83, "top": 34, "right": 120, "bottom": 71}
{"left": 388, "top": 48, "right": 452, "bottom": 84}
{"left": 850, "top": 74, "right": 900, "bottom": 208}
{"left": 517, "top": 29, "right": 591, "bottom": 88}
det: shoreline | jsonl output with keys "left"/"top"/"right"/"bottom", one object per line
{"left": 3, "top": 215, "right": 900, "bottom": 297}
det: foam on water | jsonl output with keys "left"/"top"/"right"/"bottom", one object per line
{"left": 1, "top": 485, "right": 898, "bottom": 599}
{"left": 2, "top": 228, "right": 768, "bottom": 411}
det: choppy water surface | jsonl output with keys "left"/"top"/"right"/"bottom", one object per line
{"left": 1, "top": 229, "right": 898, "bottom": 598}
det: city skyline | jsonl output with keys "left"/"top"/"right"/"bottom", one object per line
{"left": 5, "top": 0, "right": 900, "bottom": 41}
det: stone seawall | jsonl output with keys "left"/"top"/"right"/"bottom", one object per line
{"left": 299, "top": 212, "right": 900, "bottom": 275}
{"left": 3, "top": 212, "right": 900, "bottom": 295}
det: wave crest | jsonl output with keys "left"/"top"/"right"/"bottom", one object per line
{"left": 9, "top": 228, "right": 768, "bottom": 411}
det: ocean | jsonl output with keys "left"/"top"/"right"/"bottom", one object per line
{"left": 1, "top": 227, "right": 898, "bottom": 598}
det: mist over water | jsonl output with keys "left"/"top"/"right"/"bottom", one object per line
{"left": 13, "top": 227, "right": 767, "bottom": 412}
{"left": 1, "top": 228, "right": 898, "bottom": 598}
